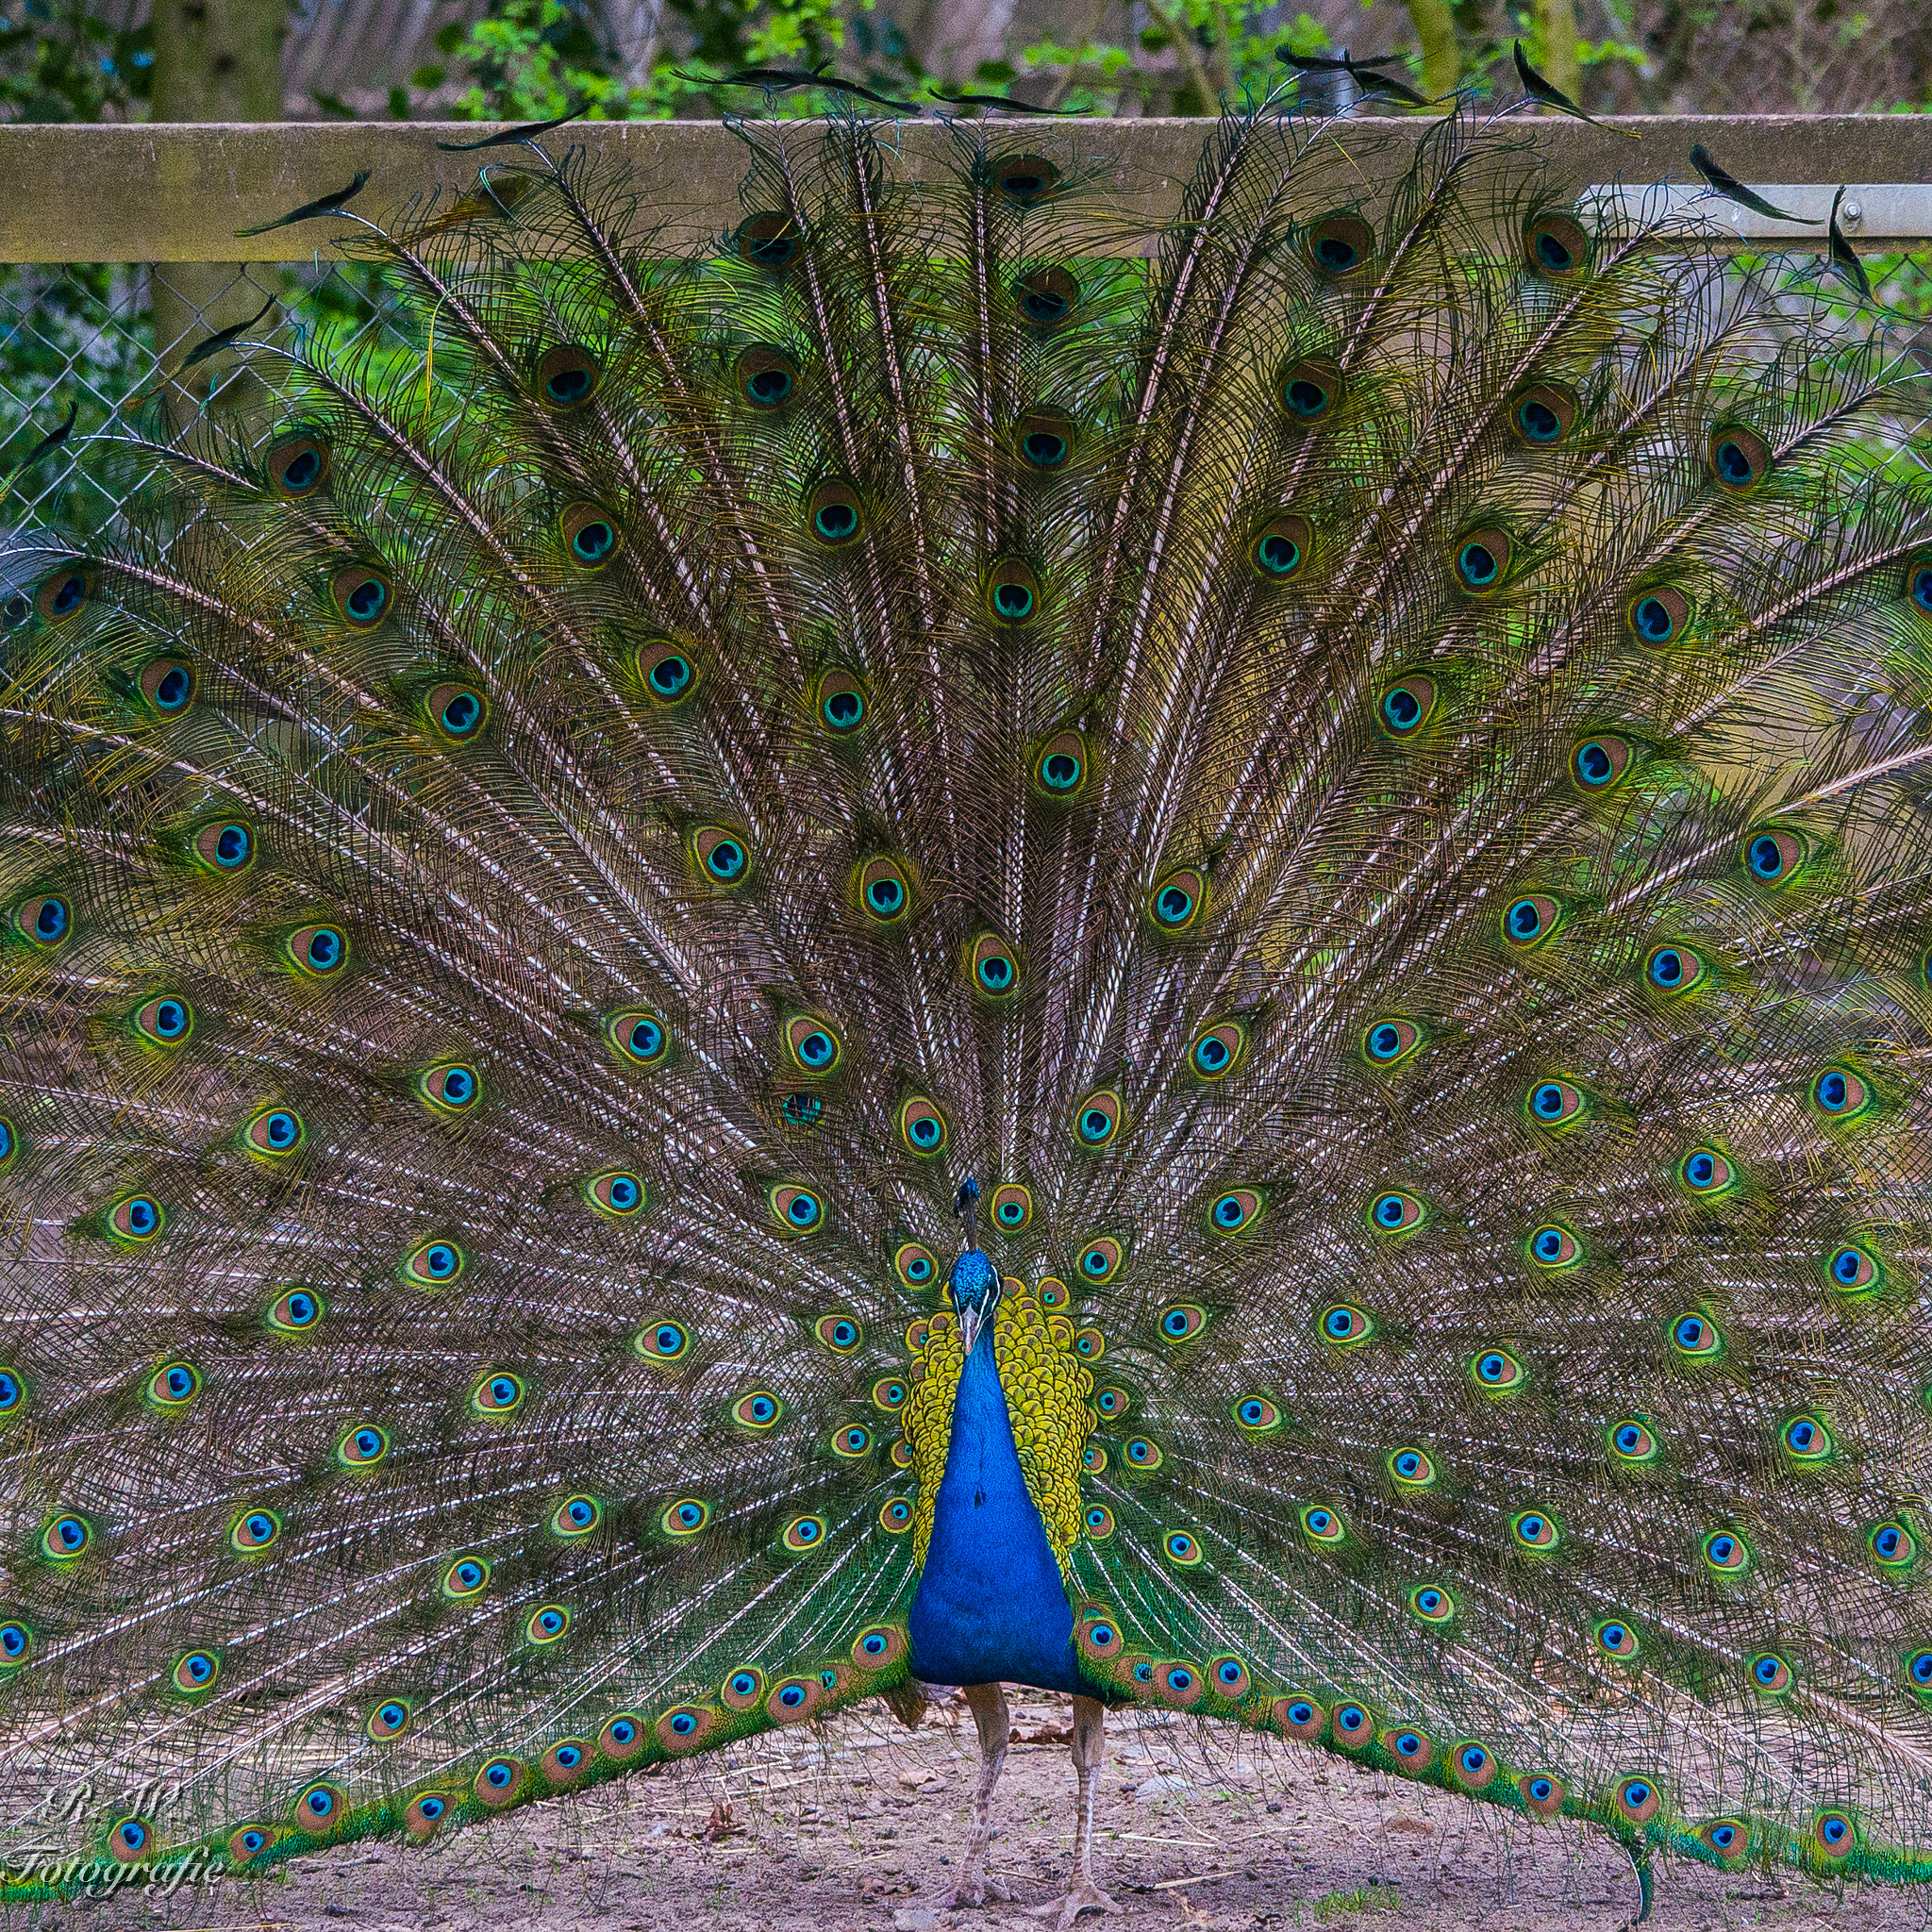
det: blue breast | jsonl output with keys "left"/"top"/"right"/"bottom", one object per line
{"left": 907, "top": 1328, "right": 1086, "bottom": 1693}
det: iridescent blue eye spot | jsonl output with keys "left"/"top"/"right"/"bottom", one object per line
{"left": 152, "top": 664, "right": 191, "bottom": 710}
{"left": 1787, "top": 1419, "right": 1819, "bottom": 1452}
{"left": 1913, "top": 563, "right": 1932, "bottom": 612}
{"left": 1284, "top": 375, "right": 1328, "bottom": 416}
{"left": 1368, "top": 1024, "right": 1399, "bottom": 1059}
{"left": 779, "top": 1683, "right": 808, "bottom": 1708}
{"left": 1749, "top": 834, "right": 1785, "bottom": 880}
{"left": 629, "top": 1018, "right": 663, "bottom": 1058}
{"left": 1833, "top": 1247, "right": 1864, "bottom": 1286}
{"left": 1383, "top": 687, "right": 1422, "bottom": 730}
{"left": 1686, "top": 1153, "right": 1715, "bottom": 1187}
{"left": 32, "top": 897, "right": 68, "bottom": 941}
{"left": 1714, "top": 438, "right": 1754, "bottom": 485}
{"left": 1632, "top": 595, "right": 1674, "bottom": 641}
{"left": 1157, "top": 884, "right": 1193, "bottom": 924}
{"left": 125, "top": 1197, "right": 158, "bottom": 1235}
{"left": 1675, "top": 1315, "right": 1707, "bottom": 1349}
{"left": 1648, "top": 947, "right": 1684, "bottom": 988}
{"left": 1911, "top": 1652, "right": 1932, "bottom": 1687}
{"left": 1194, "top": 1035, "right": 1230, "bottom": 1074}
{"left": 1536, "top": 232, "right": 1573, "bottom": 272}
{"left": 0, "top": 1372, "right": 17, "bottom": 1410}
{"left": 1518, "top": 398, "right": 1560, "bottom": 441}
{"left": 486, "top": 1760, "right": 513, "bottom": 1788}
{"left": 1531, "top": 1084, "right": 1565, "bottom": 1120}
{"left": 1875, "top": 1525, "right": 1906, "bottom": 1559}
{"left": 1822, "top": 1815, "right": 1849, "bottom": 1845}
{"left": 706, "top": 838, "right": 746, "bottom": 881}
{"left": 1754, "top": 1656, "right": 1781, "bottom": 1685}
{"left": 1307, "top": 1509, "right": 1331, "bottom": 1533}
{"left": 1374, "top": 1195, "right": 1405, "bottom": 1228}
{"left": 866, "top": 876, "right": 903, "bottom": 915}
{"left": 1460, "top": 1745, "right": 1488, "bottom": 1774}
{"left": 815, "top": 503, "right": 858, "bottom": 541}
{"left": 215, "top": 823, "right": 251, "bottom": 866}
{"left": 1507, "top": 898, "right": 1545, "bottom": 941}
{"left": 1457, "top": 540, "right": 1499, "bottom": 587}
{"left": 824, "top": 688, "right": 863, "bottom": 728}
{"left": 608, "top": 1174, "right": 640, "bottom": 1210}
{"left": 1574, "top": 740, "right": 1613, "bottom": 785}
{"left": 732, "top": 1672, "right": 758, "bottom": 1696}
{"left": 1417, "top": 1589, "right": 1442, "bottom": 1614}
{"left": 307, "top": 1790, "right": 334, "bottom": 1818}
{"left": 1709, "top": 1823, "right": 1736, "bottom": 1849}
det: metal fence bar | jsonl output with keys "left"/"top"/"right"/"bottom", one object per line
{"left": 3, "top": 116, "right": 1932, "bottom": 263}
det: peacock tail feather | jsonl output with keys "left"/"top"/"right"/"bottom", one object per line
{"left": 3, "top": 105, "right": 1932, "bottom": 1894}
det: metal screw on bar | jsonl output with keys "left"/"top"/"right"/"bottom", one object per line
{"left": 1841, "top": 201, "right": 1864, "bottom": 227}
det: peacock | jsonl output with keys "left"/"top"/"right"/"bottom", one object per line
{"left": 3, "top": 98, "right": 1931, "bottom": 1927}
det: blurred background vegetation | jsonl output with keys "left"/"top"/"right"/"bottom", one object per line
{"left": 4, "top": 0, "right": 1931, "bottom": 126}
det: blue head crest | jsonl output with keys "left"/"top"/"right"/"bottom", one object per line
{"left": 951, "top": 1177, "right": 1000, "bottom": 1348}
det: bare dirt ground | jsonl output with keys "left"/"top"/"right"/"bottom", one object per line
{"left": 20, "top": 1691, "right": 1932, "bottom": 1932}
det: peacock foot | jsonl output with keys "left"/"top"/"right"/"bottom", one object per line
{"left": 938, "top": 1875, "right": 1016, "bottom": 1909}
{"left": 1024, "top": 1879, "right": 1121, "bottom": 1927}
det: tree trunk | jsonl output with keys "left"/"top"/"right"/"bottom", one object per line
{"left": 1533, "top": 0, "right": 1582, "bottom": 107}
{"left": 1404, "top": 0, "right": 1460, "bottom": 103}
{"left": 150, "top": 0, "right": 286, "bottom": 429}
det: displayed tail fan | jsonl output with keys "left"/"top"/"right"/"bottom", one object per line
{"left": 2, "top": 104, "right": 1931, "bottom": 1910}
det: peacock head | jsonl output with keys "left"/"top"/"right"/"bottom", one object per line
{"left": 950, "top": 1177, "right": 1001, "bottom": 1354}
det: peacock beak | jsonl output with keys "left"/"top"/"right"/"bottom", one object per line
{"left": 958, "top": 1302, "right": 984, "bottom": 1357}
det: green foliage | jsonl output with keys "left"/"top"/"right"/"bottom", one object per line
{"left": 0, "top": 0, "right": 152, "bottom": 124}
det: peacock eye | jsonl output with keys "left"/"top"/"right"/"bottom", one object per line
{"left": 1608, "top": 1418, "right": 1659, "bottom": 1464}
{"left": 140, "top": 658, "right": 194, "bottom": 715}
{"left": 147, "top": 1360, "right": 201, "bottom": 1408}
{"left": 108, "top": 1194, "right": 164, "bottom": 1241}
{"left": 1361, "top": 1017, "right": 1419, "bottom": 1064}
{"left": 1150, "top": 868, "right": 1205, "bottom": 931}
{"left": 1510, "top": 1507, "right": 1558, "bottom": 1549}
{"left": 1013, "top": 267, "right": 1078, "bottom": 325}
{"left": 816, "top": 669, "right": 868, "bottom": 733}
{"left": 899, "top": 1097, "right": 947, "bottom": 1157}
{"left": 1305, "top": 212, "right": 1374, "bottom": 276}
{"left": 194, "top": 819, "right": 256, "bottom": 873}
{"left": 732, "top": 1390, "right": 783, "bottom": 1430}
{"left": 985, "top": 559, "right": 1041, "bottom": 625}
{"left": 1781, "top": 1413, "right": 1834, "bottom": 1461}
{"left": 659, "top": 1497, "right": 708, "bottom": 1536}
{"left": 636, "top": 638, "right": 698, "bottom": 706}
{"left": 473, "top": 1371, "right": 525, "bottom": 1414}
{"left": 368, "top": 1698, "right": 411, "bottom": 1740}
{"left": 814, "top": 1312, "right": 862, "bottom": 1352}
{"left": 1473, "top": 1347, "right": 1526, "bottom": 1392}
{"left": 1208, "top": 1188, "right": 1262, "bottom": 1234}
{"left": 807, "top": 480, "right": 862, "bottom": 546}
{"left": 245, "top": 1108, "right": 305, "bottom": 1158}
{"left": 267, "top": 430, "right": 330, "bottom": 496}
{"left": 858, "top": 856, "right": 910, "bottom": 923}
{"left": 1701, "top": 1527, "right": 1750, "bottom": 1572}
{"left": 608, "top": 1008, "right": 670, "bottom": 1068}
{"left": 634, "top": 1316, "right": 690, "bottom": 1362}
{"left": 785, "top": 1015, "right": 842, "bottom": 1075}
{"left": 1015, "top": 408, "right": 1074, "bottom": 470}
{"left": 1034, "top": 729, "right": 1086, "bottom": 796}
{"left": 1508, "top": 382, "right": 1577, "bottom": 445}
{"left": 1502, "top": 893, "right": 1560, "bottom": 947}
{"left": 991, "top": 1184, "right": 1033, "bottom": 1230}
{"left": 1156, "top": 1302, "right": 1205, "bottom": 1342}
{"left": 1678, "top": 1145, "right": 1735, "bottom": 1195}
{"left": 1644, "top": 943, "right": 1705, "bottom": 992}
{"left": 1317, "top": 1303, "right": 1373, "bottom": 1345}
{"left": 1377, "top": 674, "right": 1435, "bottom": 738}
{"left": 736, "top": 212, "right": 797, "bottom": 266}
{"left": 1389, "top": 1445, "right": 1436, "bottom": 1487}
{"left": 231, "top": 1507, "right": 281, "bottom": 1552}
{"left": 526, "top": 1605, "right": 570, "bottom": 1644}
{"left": 1251, "top": 514, "right": 1311, "bottom": 579}
{"left": 174, "top": 1648, "right": 221, "bottom": 1693}
{"left": 401, "top": 1238, "right": 464, "bottom": 1287}
{"left": 1278, "top": 356, "right": 1341, "bottom": 424}
{"left": 970, "top": 934, "right": 1020, "bottom": 997}
{"left": 1368, "top": 1189, "right": 1424, "bottom": 1233}
{"left": 1190, "top": 1020, "right": 1245, "bottom": 1078}
{"left": 1072, "top": 1089, "right": 1123, "bottom": 1147}
{"left": 1594, "top": 1618, "right": 1641, "bottom": 1661}
{"left": 1453, "top": 525, "right": 1510, "bottom": 592}
{"left": 894, "top": 1241, "right": 938, "bottom": 1289}
{"left": 1523, "top": 209, "right": 1591, "bottom": 278}
{"left": 338, "top": 1423, "right": 390, "bottom": 1467}
{"left": 734, "top": 344, "right": 798, "bottom": 410}
{"left": 1527, "top": 1224, "right": 1579, "bottom": 1269}
{"left": 1300, "top": 1505, "right": 1345, "bottom": 1545}
{"left": 1525, "top": 1078, "right": 1585, "bottom": 1127}
{"left": 1628, "top": 584, "right": 1690, "bottom": 647}
{"left": 1571, "top": 735, "right": 1630, "bottom": 791}
{"left": 132, "top": 994, "right": 193, "bottom": 1047}
{"left": 1811, "top": 1064, "right": 1869, "bottom": 1118}
{"left": 442, "top": 1556, "right": 489, "bottom": 1597}
{"left": 36, "top": 563, "right": 92, "bottom": 624}
{"left": 416, "top": 1061, "right": 481, "bottom": 1114}
{"left": 692, "top": 825, "right": 751, "bottom": 886}
{"left": 286, "top": 923, "right": 348, "bottom": 977}
{"left": 1234, "top": 1393, "right": 1280, "bottom": 1432}
{"left": 587, "top": 1170, "right": 644, "bottom": 1217}
{"left": 536, "top": 344, "right": 602, "bottom": 408}
{"left": 331, "top": 563, "right": 392, "bottom": 628}
{"left": 1410, "top": 1585, "right": 1456, "bottom": 1624}
{"left": 1708, "top": 423, "right": 1771, "bottom": 491}
{"left": 15, "top": 891, "right": 70, "bottom": 947}
{"left": 1744, "top": 826, "right": 1803, "bottom": 883}
{"left": 991, "top": 152, "right": 1058, "bottom": 205}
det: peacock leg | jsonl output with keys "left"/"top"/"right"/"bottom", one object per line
{"left": 938, "top": 1680, "right": 1016, "bottom": 1909}
{"left": 1025, "top": 1694, "right": 1120, "bottom": 1927}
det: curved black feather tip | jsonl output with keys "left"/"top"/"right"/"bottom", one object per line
{"left": 437, "top": 104, "right": 591, "bottom": 151}
{"left": 234, "top": 171, "right": 371, "bottom": 239}
{"left": 1688, "top": 142, "right": 1822, "bottom": 225}
{"left": 1511, "top": 41, "right": 1638, "bottom": 137}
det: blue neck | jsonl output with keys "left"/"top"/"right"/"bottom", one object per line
{"left": 907, "top": 1327, "right": 1085, "bottom": 1694}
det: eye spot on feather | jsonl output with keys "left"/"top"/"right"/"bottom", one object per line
{"left": 15, "top": 891, "right": 70, "bottom": 947}
{"left": 472, "top": 1371, "right": 525, "bottom": 1416}
{"left": 1708, "top": 424, "right": 1771, "bottom": 491}
{"left": 146, "top": 1360, "right": 201, "bottom": 1410}
{"left": 735, "top": 211, "right": 798, "bottom": 267}
{"left": 782, "top": 1515, "right": 827, "bottom": 1553}
{"left": 526, "top": 1605, "right": 570, "bottom": 1645}
{"left": 991, "top": 153, "right": 1058, "bottom": 205}
{"left": 1870, "top": 1520, "right": 1917, "bottom": 1570}
{"left": 895, "top": 1241, "right": 938, "bottom": 1289}
{"left": 1520, "top": 1774, "right": 1565, "bottom": 1818}
{"left": 231, "top": 1822, "right": 278, "bottom": 1859}
{"left": 1389, "top": 1446, "right": 1436, "bottom": 1488}
{"left": 1081, "top": 1503, "right": 1115, "bottom": 1539}
{"left": 35, "top": 563, "right": 92, "bottom": 625}
{"left": 1078, "top": 1235, "right": 1121, "bottom": 1281}
{"left": 266, "top": 430, "right": 330, "bottom": 495}
{"left": 1013, "top": 267, "right": 1079, "bottom": 326}
{"left": 140, "top": 658, "right": 194, "bottom": 716}
{"left": 1523, "top": 210, "right": 1591, "bottom": 277}
{"left": 1385, "top": 1728, "right": 1432, "bottom": 1772}
{"left": 1274, "top": 1697, "right": 1324, "bottom": 1742}
{"left": 599, "top": 1713, "right": 644, "bottom": 1762}
{"left": 731, "top": 1391, "right": 783, "bottom": 1431}
{"left": 880, "top": 1495, "right": 914, "bottom": 1535}
{"left": 0, "top": 1365, "right": 25, "bottom": 1420}
{"left": 1525, "top": 1078, "right": 1585, "bottom": 1128}
{"left": 1906, "top": 1649, "right": 1932, "bottom": 1693}
{"left": 1251, "top": 514, "right": 1311, "bottom": 579}
{"left": 1907, "top": 550, "right": 1932, "bottom": 613}
{"left": 1571, "top": 735, "right": 1630, "bottom": 791}
{"left": 1082, "top": 1443, "right": 1108, "bottom": 1474}
{"left": 39, "top": 1511, "right": 92, "bottom": 1562}
{"left": 1700, "top": 1819, "right": 1749, "bottom": 1861}
{"left": 1317, "top": 1303, "right": 1373, "bottom": 1346}
{"left": 1209, "top": 1188, "right": 1262, "bottom": 1234}
{"left": 1094, "top": 1385, "right": 1129, "bottom": 1420}
{"left": 1454, "top": 526, "right": 1510, "bottom": 592}
{"left": 415, "top": 1060, "right": 481, "bottom": 1116}
{"left": 1593, "top": 1618, "right": 1641, "bottom": 1662}
{"left": 1677, "top": 1145, "right": 1736, "bottom": 1198}
{"left": 1503, "top": 893, "right": 1561, "bottom": 947}
{"left": 535, "top": 342, "right": 600, "bottom": 408}
{"left": 814, "top": 1312, "right": 861, "bottom": 1353}
{"left": 1073, "top": 1325, "right": 1104, "bottom": 1359}
{"left": 871, "top": 1375, "right": 908, "bottom": 1414}
{"left": 1473, "top": 1347, "right": 1526, "bottom": 1393}
{"left": 108, "top": 1817, "right": 153, "bottom": 1862}
{"left": 541, "top": 1739, "right": 590, "bottom": 1787}
{"left": 986, "top": 559, "right": 1041, "bottom": 625}
{"left": 475, "top": 1757, "right": 526, "bottom": 1808}
{"left": 831, "top": 1423, "right": 874, "bottom": 1458}
{"left": 1369, "top": 1190, "right": 1424, "bottom": 1233}
{"left": 1527, "top": 1224, "right": 1580, "bottom": 1269}
{"left": 1156, "top": 1302, "right": 1205, "bottom": 1343}
{"left": 1827, "top": 1242, "right": 1879, "bottom": 1295}
{"left": 1781, "top": 1412, "right": 1834, "bottom": 1463}
{"left": 442, "top": 1556, "right": 490, "bottom": 1598}
{"left": 1608, "top": 1418, "right": 1660, "bottom": 1466}
{"left": 1034, "top": 729, "right": 1087, "bottom": 797}
{"left": 1278, "top": 357, "right": 1341, "bottom": 425}
{"left": 807, "top": 480, "right": 863, "bottom": 546}
{"left": 970, "top": 934, "right": 1020, "bottom": 998}
{"left": 1162, "top": 1528, "right": 1204, "bottom": 1566}
{"left": 1016, "top": 408, "right": 1074, "bottom": 470}
{"left": 1072, "top": 1088, "right": 1123, "bottom": 1147}
{"left": 1331, "top": 1703, "right": 1374, "bottom": 1750}
{"left": 1150, "top": 868, "right": 1205, "bottom": 932}
{"left": 1191, "top": 1020, "right": 1245, "bottom": 1079}
{"left": 784, "top": 1015, "right": 841, "bottom": 1076}
{"left": 852, "top": 1624, "right": 906, "bottom": 1671}
{"left": 634, "top": 637, "right": 698, "bottom": 708}
{"left": 721, "top": 1667, "right": 768, "bottom": 1711}
{"left": 1510, "top": 1509, "right": 1557, "bottom": 1551}
{"left": 1628, "top": 585, "right": 1689, "bottom": 647}
{"left": 1121, "top": 1436, "right": 1163, "bottom": 1473}
{"left": 1300, "top": 1505, "right": 1345, "bottom": 1546}
{"left": 1038, "top": 1275, "right": 1069, "bottom": 1310}
{"left": 330, "top": 564, "right": 391, "bottom": 629}
{"left": 244, "top": 1107, "right": 305, "bottom": 1158}
{"left": 1748, "top": 1651, "right": 1793, "bottom": 1695}
{"left": 108, "top": 1193, "right": 164, "bottom": 1243}
{"left": 635, "top": 1317, "right": 690, "bottom": 1364}
{"left": 1362, "top": 1017, "right": 1420, "bottom": 1065}
{"left": 230, "top": 1507, "right": 281, "bottom": 1553}
{"left": 285, "top": 923, "right": 348, "bottom": 978}
{"left": 1304, "top": 211, "right": 1374, "bottom": 275}
{"left": 294, "top": 1782, "right": 344, "bottom": 1836}
{"left": 1701, "top": 1527, "right": 1750, "bottom": 1574}
{"left": 1610, "top": 1779, "right": 1660, "bottom": 1827}
{"left": 1669, "top": 1309, "right": 1724, "bottom": 1360}
{"left": 858, "top": 856, "right": 910, "bottom": 923}
{"left": 1811, "top": 1065, "right": 1870, "bottom": 1119}
{"left": 193, "top": 819, "right": 256, "bottom": 874}
{"left": 1377, "top": 674, "right": 1434, "bottom": 739}
{"left": 401, "top": 1238, "right": 464, "bottom": 1288}
{"left": 659, "top": 1497, "right": 708, "bottom": 1537}
{"left": 814, "top": 669, "right": 868, "bottom": 735}
{"left": 1509, "top": 383, "right": 1577, "bottom": 445}
{"left": 560, "top": 504, "right": 618, "bottom": 569}
{"left": 338, "top": 1423, "right": 390, "bottom": 1469}
{"left": 1409, "top": 1584, "right": 1456, "bottom": 1625}
{"left": 1644, "top": 943, "right": 1705, "bottom": 993}
{"left": 367, "top": 1697, "right": 411, "bottom": 1740}
{"left": 131, "top": 993, "right": 193, "bottom": 1048}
